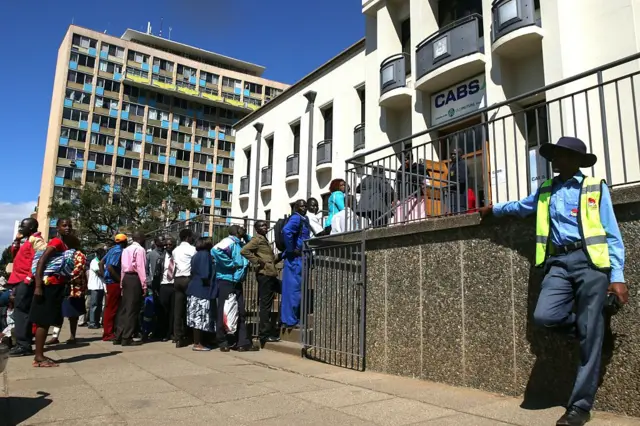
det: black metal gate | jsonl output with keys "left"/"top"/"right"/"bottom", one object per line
{"left": 301, "top": 237, "right": 366, "bottom": 371}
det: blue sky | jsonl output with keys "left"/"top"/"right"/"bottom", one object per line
{"left": 0, "top": 0, "right": 363, "bottom": 242}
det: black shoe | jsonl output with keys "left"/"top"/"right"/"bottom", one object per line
{"left": 219, "top": 346, "right": 231, "bottom": 352}
{"left": 122, "top": 340, "right": 142, "bottom": 347}
{"left": 112, "top": 339, "right": 122, "bottom": 345}
{"left": 88, "top": 325, "right": 100, "bottom": 330}
{"left": 556, "top": 406, "right": 591, "bottom": 426}
{"left": 78, "top": 323, "right": 88, "bottom": 327}
{"left": 265, "top": 336, "right": 281, "bottom": 343}
{"left": 237, "top": 345, "right": 259, "bottom": 352}
{"left": 9, "top": 346, "right": 33, "bottom": 357}
{"left": 175, "top": 339, "right": 189, "bottom": 348}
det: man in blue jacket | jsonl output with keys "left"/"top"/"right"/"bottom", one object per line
{"left": 281, "top": 199, "right": 311, "bottom": 328}
{"left": 211, "top": 225, "right": 257, "bottom": 352}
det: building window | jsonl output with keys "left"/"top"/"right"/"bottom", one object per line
{"left": 62, "top": 108, "right": 89, "bottom": 122}
{"left": 57, "top": 146, "right": 85, "bottom": 161}
{"left": 90, "top": 133, "right": 115, "bottom": 147}
{"left": 196, "top": 119, "right": 215, "bottom": 131}
{"left": 120, "top": 120, "right": 143, "bottom": 134}
{"left": 172, "top": 114, "right": 192, "bottom": 128}
{"left": 127, "top": 50, "right": 149, "bottom": 64}
{"left": 217, "top": 157, "right": 234, "bottom": 168}
{"left": 177, "top": 64, "right": 196, "bottom": 80}
{"left": 100, "top": 43, "right": 125, "bottom": 59}
{"left": 118, "top": 138, "right": 142, "bottom": 153}
{"left": 244, "top": 82, "right": 263, "bottom": 94}
{"left": 65, "top": 89, "right": 90, "bottom": 105}
{"left": 145, "top": 143, "right": 166, "bottom": 156}
{"left": 143, "top": 161, "right": 165, "bottom": 175}
{"left": 222, "top": 77, "right": 241, "bottom": 90}
{"left": 147, "top": 126, "right": 168, "bottom": 139}
{"left": 265, "top": 135, "right": 274, "bottom": 166}
{"left": 168, "top": 166, "right": 187, "bottom": 177}
{"left": 126, "top": 67, "right": 149, "bottom": 79}
{"left": 264, "top": 210, "right": 271, "bottom": 222}
{"left": 93, "top": 114, "right": 118, "bottom": 129}
{"left": 438, "top": 0, "right": 482, "bottom": 27}
{"left": 95, "top": 96, "right": 119, "bottom": 110}
{"left": 122, "top": 102, "right": 146, "bottom": 116}
{"left": 123, "top": 85, "right": 145, "bottom": 98}
{"left": 61, "top": 127, "right": 87, "bottom": 142}
{"left": 99, "top": 60, "right": 122, "bottom": 74}
{"left": 116, "top": 157, "right": 139, "bottom": 170}
{"left": 201, "top": 71, "right": 219, "bottom": 85}
{"left": 56, "top": 166, "right": 82, "bottom": 181}
{"left": 97, "top": 78, "right": 120, "bottom": 92}
{"left": 67, "top": 70, "right": 93, "bottom": 85}
{"left": 86, "top": 171, "right": 109, "bottom": 183}
{"left": 70, "top": 52, "right": 96, "bottom": 68}
{"left": 173, "top": 97, "right": 188, "bottom": 110}
{"left": 291, "top": 122, "right": 300, "bottom": 154}
{"left": 153, "top": 58, "right": 174, "bottom": 72}
{"left": 72, "top": 34, "right": 97, "bottom": 49}
{"left": 88, "top": 152, "right": 113, "bottom": 166}
{"left": 216, "top": 173, "right": 231, "bottom": 184}
{"left": 322, "top": 104, "right": 333, "bottom": 140}
{"left": 218, "top": 140, "right": 234, "bottom": 152}
{"left": 148, "top": 108, "right": 169, "bottom": 121}
{"left": 116, "top": 176, "right": 137, "bottom": 187}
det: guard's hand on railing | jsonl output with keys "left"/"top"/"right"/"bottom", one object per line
{"left": 478, "top": 206, "right": 493, "bottom": 218}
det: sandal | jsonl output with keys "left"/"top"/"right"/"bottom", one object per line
{"left": 45, "top": 338, "right": 60, "bottom": 345}
{"left": 33, "top": 358, "right": 59, "bottom": 368}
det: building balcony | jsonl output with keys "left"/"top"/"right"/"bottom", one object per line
{"left": 316, "top": 139, "right": 332, "bottom": 171}
{"left": 260, "top": 166, "right": 272, "bottom": 191}
{"left": 491, "top": 0, "right": 543, "bottom": 58}
{"left": 415, "top": 14, "right": 485, "bottom": 93}
{"left": 239, "top": 176, "right": 250, "bottom": 199}
{"left": 354, "top": 123, "right": 365, "bottom": 152}
{"left": 285, "top": 153, "right": 300, "bottom": 183}
{"left": 379, "top": 53, "right": 413, "bottom": 109}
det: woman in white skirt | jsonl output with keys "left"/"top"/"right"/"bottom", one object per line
{"left": 186, "top": 238, "right": 216, "bottom": 351}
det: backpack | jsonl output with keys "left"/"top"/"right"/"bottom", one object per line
{"left": 273, "top": 215, "right": 290, "bottom": 252}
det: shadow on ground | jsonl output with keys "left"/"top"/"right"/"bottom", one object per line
{"left": 57, "top": 351, "right": 122, "bottom": 364}
{"left": 1, "top": 391, "right": 52, "bottom": 426}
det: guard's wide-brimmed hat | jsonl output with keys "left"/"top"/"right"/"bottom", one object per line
{"left": 539, "top": 136, "right": 598, "bottom": 168}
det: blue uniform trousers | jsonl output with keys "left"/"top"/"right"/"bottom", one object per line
{"left": 533, "top": 249, "right": 609, "bottom": 411}
{"left": 281, "top": 256, "right": 302, "bottom": 327}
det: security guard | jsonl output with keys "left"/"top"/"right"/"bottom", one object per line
{"left": 480, "top": 136, "right": 628, "bottom": 426}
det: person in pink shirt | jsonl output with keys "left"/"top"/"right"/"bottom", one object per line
{"left": 113, "top": 231, "right": 147, "bottom": 346}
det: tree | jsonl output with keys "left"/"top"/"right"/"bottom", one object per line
{"left": 49, "top": 179, "right": 200, "bottom": 248}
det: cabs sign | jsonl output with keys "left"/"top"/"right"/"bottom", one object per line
{"left": 431, "top": 75, "right": 486, "bottom": 126}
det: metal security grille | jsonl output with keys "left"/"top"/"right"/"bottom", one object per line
{"left": 301, "top": 239, "right": 366, "bottom": 371}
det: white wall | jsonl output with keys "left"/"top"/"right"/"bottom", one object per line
{"left": 231, "top": 48, "right": 366, "bottom": 221}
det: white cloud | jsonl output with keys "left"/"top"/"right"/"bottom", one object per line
{"left": 0, "top": 201, "right": 37, "bottom": 247}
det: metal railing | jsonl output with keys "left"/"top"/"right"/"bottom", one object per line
{"left": 301, "top": 238, "right": 365, "bottom": 370}
{"left": 239, "top": 175, "right": 250, "bottom": 194}
{"left": 317, "top": 139, "right": 332, "bottom": 166}
{"left": 261, "top": 165, "right": 272, "bottom": 187}
{"left": 492, "top": 0, "right": 541, "bottom": 42}
{"left": 416, "top": 14, "right": 484, "bottom": 80}
{"left": 286, "top": 153, "right": 300, "bottom": 177}
{"left": 380, "top": 53, "right": 411, "bottom": 95}
{"left": 354, "top": 123, "right": 365, "bottom": 151}
{"left": 346, "top": 50, "right": 640, "bottom": 229}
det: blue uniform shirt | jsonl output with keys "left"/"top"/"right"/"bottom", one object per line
{"left": 103, "top": 245, "right": 123, "bottom": 284}
{"left": 493, "top": 172, "right": 625, "bottom": 283}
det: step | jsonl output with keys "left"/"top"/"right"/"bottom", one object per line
{"left": 261, "top": 339, "right": 303, "bottom": 357}
{"left": 280, "top": 327, "right": 301, "bottom": 343}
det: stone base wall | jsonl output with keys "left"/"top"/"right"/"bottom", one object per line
{"left": 356, "top": 186, "right": 640, "bottom": 416}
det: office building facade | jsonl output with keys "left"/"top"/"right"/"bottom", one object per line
{"left": 232, "top": 0, "right": 640, "bottom": 221}
{"left": 38, "top": 25, "right": 288, "bottom": 239}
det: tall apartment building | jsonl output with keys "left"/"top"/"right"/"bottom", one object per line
{"left": 232, "top": 0, "right": 640, "bottom": 221}
{"left": 38, "top": 25, "right": 288, "bottom": 239}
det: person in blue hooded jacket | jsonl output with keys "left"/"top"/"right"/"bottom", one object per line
{"left": 211, "top": 225, "right": 257, "bottom": 352}
{"left": 281, "top": 199, "right": 311, "bottom": 327}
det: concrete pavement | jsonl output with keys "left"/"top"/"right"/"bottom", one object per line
{"left": 2, "top": 327, "right": 639, "bottom": 426}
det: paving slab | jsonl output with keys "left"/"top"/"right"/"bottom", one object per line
{"left": 292, "top": 384, "right": 395, "bottom": 408}
{"left": 337, "top": 397, "right": 456, "bottom": 425}
{"left": 4, "top": 327, "right": 640, "bottom": 426}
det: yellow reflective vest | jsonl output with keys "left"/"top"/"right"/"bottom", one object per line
{"left": 535, "top": 177, "right": 610, "bottom": 269}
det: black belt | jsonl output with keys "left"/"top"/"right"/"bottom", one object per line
{"left": 552, "top": 241, "right": 583, "bottom": 255}
{"left": 124, "top": 272, "right": 138, "bottom": 275}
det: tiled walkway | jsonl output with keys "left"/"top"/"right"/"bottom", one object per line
{"left": 2, "top": 328, "right": 639, "bottom": 425}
